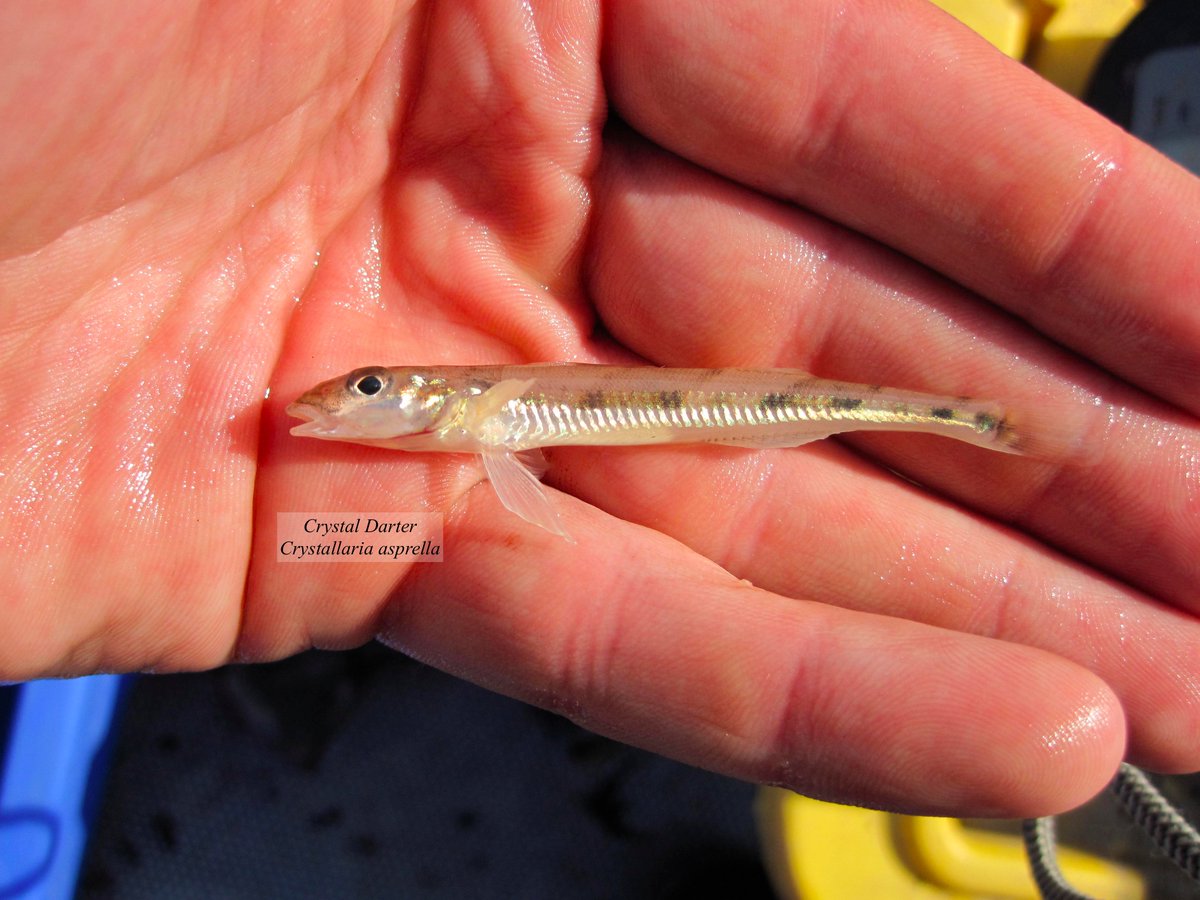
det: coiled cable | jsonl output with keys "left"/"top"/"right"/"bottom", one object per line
{"left": 1023, "top": 763, "right": 1200, "bottom": 898}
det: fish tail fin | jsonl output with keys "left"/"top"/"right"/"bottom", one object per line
{"left": 977, "top": 397, "right": 1098, "bottom": 463}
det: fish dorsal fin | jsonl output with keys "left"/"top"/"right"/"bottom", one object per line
{"left": 481, "top": 451, "right": 572, "bottom": 541}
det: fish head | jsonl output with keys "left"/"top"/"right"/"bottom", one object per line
{"left": 286, "top": 366, "right": 454, "bottom": 443}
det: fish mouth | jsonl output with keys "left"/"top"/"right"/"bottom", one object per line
{"left": 286, "top": 402, "right": 337, "bottom": 437}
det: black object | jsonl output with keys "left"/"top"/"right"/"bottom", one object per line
{"left": 79, "top": 648, "right": 774, "bottom": 899}
{"left": 1087, "top": 0, "right": 1200, "bottom": 172}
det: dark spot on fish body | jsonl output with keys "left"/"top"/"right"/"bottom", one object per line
{"left": 658, "top": 389, "right": 684, "bottom": 409}
{"left": 974, "top": 411, "right": 997, "bottom": 432}
{"left": 830, "top": 396, "right": 863, "bottom": 411}
{"left": 930, "top": 407, "right": 955, "bottom": 420}
{"left": 760, "top": 393, "right": 792, "bottom": 412}
{"left": 583, "top": 389, "right": 625, "bottom": 409}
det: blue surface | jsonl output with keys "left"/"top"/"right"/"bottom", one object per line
{"left": 0, "top": 676, "right": 126, "bottom": 899}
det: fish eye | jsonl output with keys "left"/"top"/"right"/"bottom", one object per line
{"left": 351, "top": 372, "right": 385, "bottom": 396}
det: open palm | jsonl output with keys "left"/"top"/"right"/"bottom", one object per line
{"left": 2, "top": 0, "right": 1198, "bottom": 818}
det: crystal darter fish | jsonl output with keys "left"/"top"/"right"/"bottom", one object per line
{"left": 287, "top": 364, "right": 1070, "bottom": 539}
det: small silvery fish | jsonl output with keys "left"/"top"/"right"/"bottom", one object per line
{"left": 286, "top": 364, "right": 1062, "bottom": 539}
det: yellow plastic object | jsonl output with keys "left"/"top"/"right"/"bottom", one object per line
{"left": 1027, "top": 0, "right": 1143, "bottom": 96}
{"left": 928, "top": 0, "right": 1032, "bottom": 59}
{"left": 932, "top": 0, "right": 1144, "bottom": 97}
{"left": 755, "top": 787, "right": 1145, "bottom": 900}
{"left": 897, "top": 815, "right": 1144, "bottom": 899}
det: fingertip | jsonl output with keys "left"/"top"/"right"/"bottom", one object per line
{"left": 1010, "top": 677, "right": 1127, "bottom": 817}
{"left": 917, "top": 658, "right": 1128, "bottom": 819}
{"left": 764, "top": 632, "right": 1128, "bottom": 819}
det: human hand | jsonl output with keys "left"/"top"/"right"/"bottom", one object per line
{"left": 2, "top": 0, "right": 1197, "bottom": 818}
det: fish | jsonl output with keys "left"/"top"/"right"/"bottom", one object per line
{"left": 286, "top": 364, "right": 1067, "bottom": 540}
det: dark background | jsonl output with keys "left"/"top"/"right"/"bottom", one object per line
{"left": 76, "top": 646, "right": 773, "bottom": 899}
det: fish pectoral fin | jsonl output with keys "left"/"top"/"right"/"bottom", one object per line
{"left": 475, "top": 378, "right": 537, "bottom": 415}
{"left": 481, "top": 451, "right": 572, "bottom": 541}
{"left": 464, "top": 378, "right": 537, "bottom": 445}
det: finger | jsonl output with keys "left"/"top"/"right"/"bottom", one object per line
{"left": 258, "top": 350, "right": 1128, "bottom": 801}
{"left": 603, "top": 0, "right": 1200, "bottom": 414}
{"left": 376, "top": 485, "right": 1124, "bottom": 818}
{"left": 389, "top": 0, "right": 603, "bottom": 321}
{"left": 586, "top": 137, "right": 1200, "bottom": 617}
{"left": 548, "top": 440, "right": 1200, "bottom": 773}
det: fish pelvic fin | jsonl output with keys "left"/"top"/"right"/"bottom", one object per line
{"left": 481, "top": 450, "right": 573, "bottom": 542}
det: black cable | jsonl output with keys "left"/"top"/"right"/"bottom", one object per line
{"left": 1111, "top": 763, "right": 1200, "bottom": 883}
{"left": 1022, "top": 815, "right": 1096, "bottom": 900}
{"left": 1024, "top": 763, "right": 1200, "bottom": 899}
